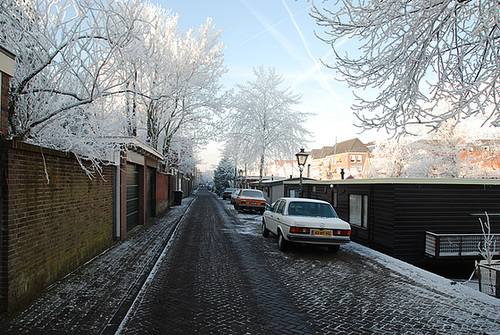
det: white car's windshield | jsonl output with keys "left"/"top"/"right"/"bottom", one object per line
{"left": 287, "top": 201, "right": 338, "bottom": 218}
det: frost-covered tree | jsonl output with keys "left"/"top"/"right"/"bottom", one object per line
{"left": 1, "top": 0, "right": 143, "bottom": 153}
{"left": 312, "top": 0, "right": 500, "bottom": 135}
{"left": 1, "top": 0, "right": 226, "bottom": 176}
{"left": 225, "top": 66, "right": 310, "bottom": 187}
{"left": 369, "top": 120, "right": 497, "bottom": 178}
{"left": 113, "top": 3, "right": 226, "bottom": 170}
{"left": 213, "top": 157, "right": 235, "bottom": 194}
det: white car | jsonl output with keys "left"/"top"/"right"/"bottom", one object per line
{"left": 262, "top": 197, "right": 351, "bottom": 252}
{"left": 230, "top": 188, "right": 240, "bottom": 204}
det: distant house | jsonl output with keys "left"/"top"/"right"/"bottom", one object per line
{"left": 309, "top": 138, "right": 371, "bottom": 180}
{"left": 284, "top": 178, "right": 500, "bottom": 268}
{"left": 461, "top": 139, "right": 500, "bottom": 178}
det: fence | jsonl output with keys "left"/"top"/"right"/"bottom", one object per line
{"left": 425, "top": 232, "right": 500, "bottom": 257}
{"left": 477, "top": 263, "right": 500, "bottom": 298}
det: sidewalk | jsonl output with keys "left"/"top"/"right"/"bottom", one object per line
{"left": 0, "top": 196, "right": 196, "bottom": 335}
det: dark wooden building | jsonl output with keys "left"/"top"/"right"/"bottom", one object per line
{"left": 284, "top": 178, "right": 500, "bottom": 267}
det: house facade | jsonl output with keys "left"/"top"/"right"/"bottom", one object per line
{"left": 309, "top": 138, "right": 371, "bottom": 180}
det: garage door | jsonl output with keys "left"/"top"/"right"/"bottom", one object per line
{"left": 146, "top": 167, "right": 156, "bottom": 221}
{"left": 126, "top": 163, "right": 139, "bottom": 231}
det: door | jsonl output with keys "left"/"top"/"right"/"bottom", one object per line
{"left": 146, "top": 167, "right": 156, "bottom": 222}
{"left": 126, "top": 163, "right": 139, "bottom": 231}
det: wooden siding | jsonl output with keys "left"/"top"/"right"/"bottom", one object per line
{"left": 369, "top": 185, "right": 395, "bottom": 255}
{"left": 393, "top": 184, "right": 500, "bottom": 264}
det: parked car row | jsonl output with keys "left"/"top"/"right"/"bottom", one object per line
{"left": 221, "top": 188, "right": 351, "bottom": 253}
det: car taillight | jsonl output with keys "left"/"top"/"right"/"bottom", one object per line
{"left": 290, "top": 227, "right": 310, "bottom": 234}
{"left": 334, "top": 230, "right": 351, "bottom": 236}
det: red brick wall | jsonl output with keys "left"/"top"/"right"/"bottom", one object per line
{"left": 1, "top": 141, "right": 114, "bottom": 312}
{"left": 156, "top": 172, "right": 170, "bottom": 215}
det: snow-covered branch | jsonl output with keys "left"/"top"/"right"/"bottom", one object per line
{"left": 312, "top": 0, "right": 500, "bottom": 135}
{"left": 1, "top": 0, "right": 227, "bottom": 174}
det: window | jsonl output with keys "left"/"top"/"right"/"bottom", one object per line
{"left": 312, "top": 186, "right": 326, "bottom": 193}
{"left": 350, "top": 155, "right": 355, "bottom": 163}
{"left": 276, "top": 201, "right": 286, "bottom": 214}
{"left": 241, "top": 190, "right": 263, "bottom": 198}
{"left": 349, "top": 194, "right": 368, "bottom": 228}
{"left": 287, "top": 201, "right": 338, "bottom": 218}
{"left": 357, "top": 155, "right": 362, "bottom": 163}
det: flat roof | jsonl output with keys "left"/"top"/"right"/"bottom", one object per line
{"left": 102, "top": 136, "right": 164, "bottom": 161}
{"left": 284, "top": 178, "right": 500, "bottom": 186}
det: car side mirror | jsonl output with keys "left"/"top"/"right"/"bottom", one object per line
{"left": 265, "top": 203, "right": 272, "bottom": 211}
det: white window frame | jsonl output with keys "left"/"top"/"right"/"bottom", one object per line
{"left": 349, "top": 194, "right": 368, "bottom": 228}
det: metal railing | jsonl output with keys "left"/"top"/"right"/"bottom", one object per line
{"left": 425, "top": 232, "right": 500, "bottom": 257}
{"left": 477, "top": 263, "right": 500, "bottom": 298}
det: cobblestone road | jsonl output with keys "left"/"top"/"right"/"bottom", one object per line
{"left": 119, "top": 189, "right": 500, "bottom": 334}
{"left": 1, "top": 188, "right": 500, "bottom": 334}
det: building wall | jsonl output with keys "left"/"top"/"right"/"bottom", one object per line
{"left": 309, "top": 152, "right": 370, "bottom": 180}
{"left": 1, "top": 141, "right": 114, "bottom": 312}
{"left": 156, "top": 172, "right": 170, "bottom": 215}
{"left": 392, "top": 183, "right": 500, "bottom": 263}
{"left": 1, "top": 73, "right": 10, "bottom": 135}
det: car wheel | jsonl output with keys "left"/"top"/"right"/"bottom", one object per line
{"left": 262, "top": 220, "right": 269, "bottom": 238}
{"left": 328, "top": 245, "right": 340, "bottom": 253}
{"left": 278, "top": 230, "right": 288, "bottom": 251}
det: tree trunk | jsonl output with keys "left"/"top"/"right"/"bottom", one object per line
{"left": 258, "top": 154, "right": 264, "bottom": 190}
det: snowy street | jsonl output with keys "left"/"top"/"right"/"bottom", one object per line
{"left": 1, "top": 187, "right": 500, "bottom": 334}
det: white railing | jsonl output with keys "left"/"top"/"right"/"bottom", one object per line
{"left": 425, "top": 232, "right": 500, "bottom": 257}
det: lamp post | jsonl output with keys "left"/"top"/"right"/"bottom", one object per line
{"left": 296, "top": 148, "right": 309, "bottom": 198}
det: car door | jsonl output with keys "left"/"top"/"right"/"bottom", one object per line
{"left": 266, "top": 200, "right": 283, "bottom": 234}
{"left": 273, "top": 200, "right": 287, "bottom": 232}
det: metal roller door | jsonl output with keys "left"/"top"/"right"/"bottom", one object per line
{"left": 126, "top": 163, "right": 139, "bottom": 231}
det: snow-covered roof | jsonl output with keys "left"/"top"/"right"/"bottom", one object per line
{"left": 309, "top": 138, "right": 371, "bottom": 159}
{"left": 285, "top": 178, "right": 500, "bottom": 186}
{"left": 103, "top": 136, "right": 164, "bottom": 161}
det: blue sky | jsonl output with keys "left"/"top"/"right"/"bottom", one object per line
{"left": 155, "top": 0, "right": 385, "bottom": 170}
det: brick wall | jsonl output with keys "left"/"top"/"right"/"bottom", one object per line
{"left": 156, "top": 172, "right": 170, "bottom": 215}
{"left": 0, "top": 141, "right": 114, "bottom": 312}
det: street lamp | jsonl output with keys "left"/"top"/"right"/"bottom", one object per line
{"left": 296, "top": 148, "right": 309, "bottom": 198}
